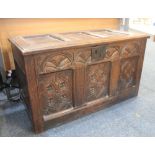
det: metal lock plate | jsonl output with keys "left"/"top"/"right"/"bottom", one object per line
{"left": 91, "top": 45, "right": 107, "bottom": 61}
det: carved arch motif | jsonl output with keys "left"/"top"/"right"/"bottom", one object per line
{"left": 40, "top": 53, "right": 73, "bottom": 73}
{"left": 121, "top": 42, "right": 140, "bottom": 58}
{"left": 74, "top": 49, "right": 91, "bottom": 65}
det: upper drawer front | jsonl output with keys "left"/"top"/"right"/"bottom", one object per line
{"left": 35, "top": 40, "right": 142, "bottom": 75}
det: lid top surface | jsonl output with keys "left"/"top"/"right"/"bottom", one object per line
{"left": 10, "top": 29, "right": 149, "bottom": 54}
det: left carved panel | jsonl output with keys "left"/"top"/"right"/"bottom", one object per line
{"left": 38, "top": 70, "right": 73, "bottom": 115}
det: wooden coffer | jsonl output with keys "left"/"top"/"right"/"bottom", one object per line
{"left": 9, "top": 29, "right": 149, "bottom": 133}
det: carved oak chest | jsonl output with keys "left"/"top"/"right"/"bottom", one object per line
{"left": 9, "top": 29, "right": 149, "bottom": 133}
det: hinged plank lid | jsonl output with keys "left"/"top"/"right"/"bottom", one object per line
{"left": 9, "top": 29, "right": 149, "bottom": 55}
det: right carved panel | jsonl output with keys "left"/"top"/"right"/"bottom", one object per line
{"left": 85, "top": 62, "right": 111, "bottom": 102}
{"left": 119, "top": 57, "right": 138, "bottom": 90}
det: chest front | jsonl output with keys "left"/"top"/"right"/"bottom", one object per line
{"left": 10, "top": 30, "right": 148, "bottom": 133}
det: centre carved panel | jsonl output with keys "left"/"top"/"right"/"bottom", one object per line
{"left": 85, "top": 62, "right": 110, "bottom": 102}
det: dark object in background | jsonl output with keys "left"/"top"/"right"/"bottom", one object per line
{"left": 0, "top": 70, "right": 20, "bottom": 102}
{"left": 0, "top": 47, "right": 20, "bottom": 101}
{"left": 0, "top": 72, "right": 3, "bottom": 87}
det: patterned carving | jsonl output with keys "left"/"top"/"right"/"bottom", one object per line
{"left": 37, "top": 53, "right": 73, "bottom": 74}
{"left": 119, "top": 57, "right": 138, "bottom": 90}
{"left": 86, "top": 62, "right": 110, "bottom": 102}
{"left": 105, "top": 47, "right": 120, "bottom": 60}
{"left": 74, "top": 50, "right": 91, "bottom": 64}
{"left": 91, "top": 45, "right": 120, "bottom": 62}
{"left": 40, "top": 70, "right": 73, "bottom": 115}
{"left": 121, "top": 42, "right": 140, "bottom": 58}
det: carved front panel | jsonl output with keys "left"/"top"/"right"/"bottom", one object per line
{"left": 104, "top": 46, "right": 120, "bottom": 60}
{"left": 119, "top": 57, "right": 138, "bottom": 90}
{"left": 85, "top": 62, "right": 110, "bottom": 102}
{"left": 91, "top": 45, "right": 120, "bottom": 62}
{"left": 74, "top": 49, "right": 91, "bottom": 65}
{"left": 121, "top": 42, "right": 140, "bottom": 58}
{"left": 35, "top": 52, "right": 73, "bottom": 74}
{"left": 39, "top": 70, "right": 73, "bottom": 115}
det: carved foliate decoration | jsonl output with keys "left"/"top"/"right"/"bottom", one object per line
{"left": 105, "top": 47, "right": 120, "bottom": 60}
{"left": 74, "top": 49, "right": 91, "bottom": 65}
{"left": 91, "top": 45, "right": 120, "bottom": 61}
{"left": 41, "top": 70, "right": 73, "bottom": 115}
{"left": 86, "top": 62, "right": 110, "bottom": 102}
{"left": 121, "top": 42, "right": 140, "bottom": 58}
{"left": 119, "top": 57, "right": 138, "bottom": 90}
{"left": 37, "top": 52, "right": 73, "bottom": 74}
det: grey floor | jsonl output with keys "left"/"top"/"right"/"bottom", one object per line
{"left": 0, "top": 39, "right": 155, "bottom": 137}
